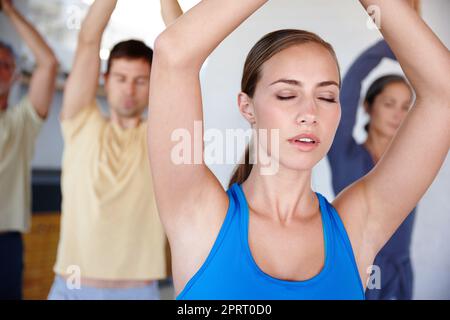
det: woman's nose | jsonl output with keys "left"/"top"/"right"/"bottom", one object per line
{"left": 297, "top": 115, "right": 318, "bottom": 126}
{"left": 295, "top": 99, "right": 318, "bottom": 125}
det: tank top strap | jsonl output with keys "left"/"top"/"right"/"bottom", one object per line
{"left": 317, "top": 193, "right": 364, "bottom": 294}
{"left": 315, "top": 192, "right": 334, "bottom": 244}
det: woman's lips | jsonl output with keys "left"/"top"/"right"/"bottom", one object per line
{"left": 287, "top": 133, "right": 321, "bottom": 152}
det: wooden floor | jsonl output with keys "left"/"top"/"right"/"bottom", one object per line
{"left": 23, "top": 213, "right": 60, "bottom": 300}
{"left": 22, "top": 213, "right": 174, "bottom": 300}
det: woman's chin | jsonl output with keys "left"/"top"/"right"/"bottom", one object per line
{"left": 277, "top": 157, "right": 319, "bottom": 173}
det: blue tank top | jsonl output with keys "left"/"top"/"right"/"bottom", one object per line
{"left": 177, "top": 183, "right": 365, "bottom": 300}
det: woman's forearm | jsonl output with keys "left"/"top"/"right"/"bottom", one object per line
{"left": 160, "top": 0, "right": 183, "bottom": 26}
{"left": 155, "top": 0, "right": 268, "bottom": 70}
{"left": 359, "top": 0, "right": 450, "bottom": 101}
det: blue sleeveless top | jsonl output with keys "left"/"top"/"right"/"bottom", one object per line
{"left": 177, "top": 183, "right": 365, "bottom": 300}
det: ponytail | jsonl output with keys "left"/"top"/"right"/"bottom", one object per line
{"left": 228, "top": 145, "right": 253, "bottom": 189}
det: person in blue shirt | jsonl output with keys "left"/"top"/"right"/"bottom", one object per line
{"left": 328, "top": 40, "right": 416, "bottom": 300}
{"left": 150, "top": 0, "right": 450, "bottom": 299}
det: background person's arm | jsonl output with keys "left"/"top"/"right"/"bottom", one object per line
{"left": 335, "top": 0, "right": 450, "bottom": 265}
{"left": 328, "top": 41, "right": 397, "bottom": 167}
{"left": 60, "top": 0, "right": 117, "bottom": 120}
{"left": 1, "top": 0, "right": 58, "bottom": 119}
{"left": 160, "top": 0, "right": 183, "bottom": 26}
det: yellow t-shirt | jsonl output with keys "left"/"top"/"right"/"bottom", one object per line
{"left": 54, "top": 103, "right": 167, "bottom": 280}
{"left": 0, "top": 96, "right": 43, "bottom": 233}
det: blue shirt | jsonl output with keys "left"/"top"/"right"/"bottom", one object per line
{"left": 177, "top": 183, "right": 365, "bottom": 300}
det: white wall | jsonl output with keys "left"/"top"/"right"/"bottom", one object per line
{"left": 1, "top": 0, "right": 448, "bottom": 299}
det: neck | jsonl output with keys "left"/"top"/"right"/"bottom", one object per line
{"left": 241, "top": 163, "right": 318, "bottom": 224}
{"left": 365, "top": 129, "right": 392, "bottom": 163}
{"left": 110, "top": 110, "right": 141, "bottom": 129}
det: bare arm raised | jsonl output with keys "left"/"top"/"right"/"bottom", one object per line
{"left": 160, "top": 0, "right": 183, "bottom": 26}
{"left": 60, "top": 0, "right": 117, "bottom": 120}
{"left": 2, "top": 0, "right": 58, "bottom": 119}
{"left": 149, "top": 0, "right": 268, "bottom": 293}
{"left": 335, "top": 0, "right": 450, "bottom": 268}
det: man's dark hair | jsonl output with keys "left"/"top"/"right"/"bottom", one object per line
{"left": 106, "top": 39, "right": 153, "bottom": 74}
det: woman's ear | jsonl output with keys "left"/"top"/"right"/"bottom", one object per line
{"left": 238, "top": 92, "right": 256, "bottom": 125}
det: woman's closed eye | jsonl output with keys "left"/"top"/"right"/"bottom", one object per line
{"left": 276, "top": 95, "right": 337, "bottom": 103}
{"left": 276, "top": 95, "right": 296, "bottom": 101}
{"left": 318, "top": 96, "right": 337, "bottom": 103}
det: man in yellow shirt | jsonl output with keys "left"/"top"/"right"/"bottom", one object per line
{"left": 48, "top": 0, "right": 168, "bottom": 300}
{"left": 0, "top": 0, "right": 58, "bottom": 300}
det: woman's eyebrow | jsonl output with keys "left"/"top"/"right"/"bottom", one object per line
{"left": 270, "top": 78, "right": 340, "bottom": 88}
{"left": 317, "top": 80, "right": 340, "bottom": 88}
{"left": 270, "top": 79, "right": 301, "bottom": 86}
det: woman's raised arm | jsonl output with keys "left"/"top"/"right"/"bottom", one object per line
{"left": 148, "top": 0, "right": 268, "bottom": 235}
{"left": 335, "top": 0, "right": 450, "bottom": 257}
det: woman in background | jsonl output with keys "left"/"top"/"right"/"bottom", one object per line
{"left": 328, "top": 1, "right": 421, "bottom": 300}
{"left": 328, "top": 40, "right": 416, "bottom": 300}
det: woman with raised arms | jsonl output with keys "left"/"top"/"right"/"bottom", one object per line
{"left": 149, "top": 0, "right": 450, "bottom": 300}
